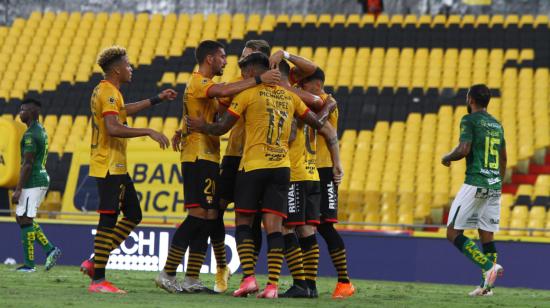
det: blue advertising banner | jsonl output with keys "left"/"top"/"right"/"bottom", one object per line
{"left": 1, "top": 221, "right": 548, "bottom": 290}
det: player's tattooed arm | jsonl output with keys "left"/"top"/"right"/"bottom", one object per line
{"left": 269, "top": 50, "right": 317, "bottom": 80}
{"left": 315, "top": 96, "right": 337, "bottom": 127}
{"left": 499, "top": 141, "right": 507, "bottom": 179}
{"left": 441, "top": 141, "right": 472, "bottom": 166}
{"left": 207, "top": 70, "right": 281, "bottom": 98}
{"left": 319, "top": 122, "right": 344, "bottom": 185}
{"left": 186, "top": 111, "right": 238, "bottom": 136}
{"left": 299, "top": 97, "right": 336, "bottom": 130}
{"left": 12, "top": 152, "right": 34, "bottom": 204}
{"left": 280, "top": 84, "right": 324, "bottom": 111}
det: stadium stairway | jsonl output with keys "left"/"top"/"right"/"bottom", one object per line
{"left": 0, "top": 12, "right": 548, "bottom": 235}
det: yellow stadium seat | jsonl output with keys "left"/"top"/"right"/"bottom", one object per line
{"left": 528, "top": 206, "right": 546, "bottom": 236}
{"left": 148, "top": 117, "right": 163, "bottom": 132}
{"left": 159, "top": 72, "right": 176, "bottom": 86}
{"left": 133, "top": 116, "right": 148, "bottom": 128}
{"left": 516, "top": 184, "right": 533, "bottom": 197}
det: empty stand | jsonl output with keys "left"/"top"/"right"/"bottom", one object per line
{"left": 0, "top": 12, "right": 548, "bottom": 235}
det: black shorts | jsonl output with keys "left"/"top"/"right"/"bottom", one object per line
{"left": 234, "top": 167, "right": 290, "bottom": 218}
{"left": 216, "top": 156, "right": 241, "bottom": 203}
{"left": 182, "top": 160, "right": 219, "bottom": 210}
{"left": 285, "top": 181, "right": 321, "bottom": 226}
{"left": 318, "top": 167, "right": 339, "bottom": 223}
{"left": 95, "top": 173, "right": 140, "bottom": 216}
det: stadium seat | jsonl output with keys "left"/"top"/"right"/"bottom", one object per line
{"left": 0, "top": 11, "right": 546, "bottom": 235}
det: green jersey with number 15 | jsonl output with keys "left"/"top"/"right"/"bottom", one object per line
{"left": 459, "top": 111, "right": 505, "bottom": 190}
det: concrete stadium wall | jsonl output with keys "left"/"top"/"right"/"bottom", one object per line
{"left": 0, "top": 221, "right": 547, "bottom": 290}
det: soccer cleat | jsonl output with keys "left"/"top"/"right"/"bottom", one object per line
{"left": 332, "top": 282, "right": 356, "bottom": 299}
{"left": 155, "top": 271, "right": 182, "bottom": 293}
{"left": 468, "top": 286, "right": 494, "bottom": 297}
{"left": 88, "top": 281, "right": 127, "bottom": 294}
{"left": 214, "top": 266, "right": 231, "bottom": 293}
{"left": 232, "top": 276, "right": 259, "bottom": 297}
{"left": 80, "top": 258, "right": 95, "bottom": 279}
{"left": 257, "top": 284, "right": 278, "bottom": 299}
{"left": 483, "top": 263, "right": 504, "bottom": 289}
{"left": 280, "top": 285, "right": 310, "bottom": 298}
{"left": 180, "top": 276, "right": 215, "bottom": 293}
{"left": 16, "top": 265, "right": 36, "bottom": 272}
{"left": 308, "top": 287, "right": 319, "bottom": 298}
{"left": 45, "top": 247, "right": 62, "bottom": 271}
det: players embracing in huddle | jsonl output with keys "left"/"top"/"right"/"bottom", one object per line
{"left": 83, "top": 40, "right": 354, "bottom": 299}
{"left": 182, "top": 40, "right": 355, "bottom": 299}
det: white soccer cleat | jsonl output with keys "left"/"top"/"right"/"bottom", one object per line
{"left": 180, "top": 276, "right": 203, "bottom": 292}
{"left": 155, "top": 271, "right": 183, "bottom": 293}
{"left": 483, "top": 263, "right": 504, "bottom": 289}
{"left": 468, "top": 286, "right": 494, "bottom": 297}
{"left": 180, "top": 276, "right": 215, "bottom": 293}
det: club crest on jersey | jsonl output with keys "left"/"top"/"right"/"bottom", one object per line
{"left": 108, "top": 97, "right": 116, "bottom": 104}
{"left": 201, "top": 79, "right": 209, "bottom": 84}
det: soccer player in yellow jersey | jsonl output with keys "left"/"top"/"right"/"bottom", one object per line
{"left": 214, "top": 40, "right": 272, "bottom": 288}
{"left": 85, "top": 46, "right": 176, "bottom": 293}
{"left": 300, "top": 68, "right": 356, "bottom": 299}
{"left": 187, "top": 53, "right": 334, "bottom": 299}
{"left": 156, "top": 40, "right": 280, "bottom": 293}
{"left": 269, "top": 61, "right": 342, "bottom": 298}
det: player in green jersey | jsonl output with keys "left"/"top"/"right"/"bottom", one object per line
{"left": 442, "top": 84, "right": 506, "bottom": 296}
{"left": 11, "top": 99, "right": 61, "bottom": 272}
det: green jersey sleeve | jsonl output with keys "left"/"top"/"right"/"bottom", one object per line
{"left": 22, "top": 133, "right": 37, "bottom": 154}
{"left": 459, "top": 116, "right": 473, "bottom": 142}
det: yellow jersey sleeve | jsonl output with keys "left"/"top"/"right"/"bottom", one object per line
{"left": 227, "top": 90, "right": 251, "bottom": 118}
{"left": 98, "top": 86, "right": 121, "bottom": 116}
{"left": 192, "top": 74, "right": 216, "bottom": 99}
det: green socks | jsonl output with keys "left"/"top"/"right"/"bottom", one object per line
{"left": 480, "top": 242, "right": 498, "bottom": 287}
{"left": 33, "top": 221, "right": 54, "bottom": 253}
{"left": 20, "top": 224, "right": 36, "bottom": 267}
{"left": 453, "top": 234, "right": 494, "bottom": 272}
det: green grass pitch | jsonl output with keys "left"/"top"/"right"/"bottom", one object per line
{"left": 1, "top": 265, "right": 549, "bottom": 307}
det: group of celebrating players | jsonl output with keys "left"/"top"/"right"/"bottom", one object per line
{"left": 79, "top": 39, "right": 355, "bottom": 299}
{"left": 11, "top": 33, "right": 507, "bottom": 299}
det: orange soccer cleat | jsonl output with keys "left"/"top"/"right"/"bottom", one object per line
{"left": 80, "top": 258, "right": 95, "bottom": 279}
{"left": 88, "top": 280, "right": 127, "bottom": 294}
{"left": 256, "top": 283, "right": 278, "bottom": 299}
{"left": 332, "top": 282, "right": 355, "bottom": 299}
{"left": 232, "top": 276, "right": 259, "bottom": 297}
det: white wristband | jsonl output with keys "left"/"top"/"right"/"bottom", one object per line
{"left": 283, "top": 50, "right": 290, "bottom": 59}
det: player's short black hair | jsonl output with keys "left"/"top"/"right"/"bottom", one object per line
{"left": 238, "top": 52, "right": 270, "bottom": 71}
{"left": 468, "top": 84, "right": 491, "bottom": 107}
{"left": 21, "top": 98, "right": 41, "bottom": 108}
{"left": 195, "top": 40, "right": 225, "bottom": 64}
{"left": 278, "top": 59, "right": 290, "bottom": 77}
{"left": 97, "top": 46, "right": 127, "bottom": 73}
{"left": 300, "top": 67, "right": 325, "bottom": 84}
{"left": 244, "top": 40, "right": 271, "bottom": 56}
